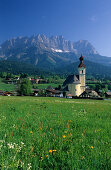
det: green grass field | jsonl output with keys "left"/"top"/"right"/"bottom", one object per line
{"left": 34, "top": 83, "right": 61, "bottom": 89}
{"left": 0, "top": 79, "right": 16, "bottom": 91}
{"left": 0, "top": 97, "right": 111, "bottom": 169}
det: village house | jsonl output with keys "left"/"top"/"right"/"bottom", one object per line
{"left": 30, "top": 78, "right": 48, "bottom": 84}
{"left": 105, "top": 92, "right": 111, "bottom": 98}
{"left": 63, "top": 55, "right": 86, "bottom": 97}
{"left": 46, "top": 89, "right": 63, "bottom": 97}
{"left": 33, "top": 89, "right": 40, "bottom": 96}
{"left": 79, "top": 88, "right": 100, "bottom": 98}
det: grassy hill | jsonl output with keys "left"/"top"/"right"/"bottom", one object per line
{"left": 0, "top": 96, "right": 111, "bottom": 169}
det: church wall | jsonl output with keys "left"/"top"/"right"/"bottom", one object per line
{"left": 76, "top": 84, "right": 81, "bottom": 96}
{"left": 68, "top": 84, "right": 81, "bottom": 96}
{"left": 80, "top": 74, "right": 85, "bottom": 94}
{"left": 78, "top": 67, "right": 86, "bottom": 95}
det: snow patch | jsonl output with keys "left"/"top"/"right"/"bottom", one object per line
{"left": 51, "top": 48, "right": 70, "bottom": 53}
{"left": 51, "top": 48, "right": 63, "bottom": 52}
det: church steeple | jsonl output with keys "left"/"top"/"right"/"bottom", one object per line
{"left": 78, "top": 55, "right": 86, "bottom": 68}
{"left": 78, "top": 55, "right": 86, "bottom": 94}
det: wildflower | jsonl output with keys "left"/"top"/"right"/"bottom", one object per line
{"left": 21, "top": 142, "right": 24, "bottom": 145}
{"left": 90, "top": 146, "right": 94, "bottom": 149}
{"left": 20, "top": 161, "right": 24, "bottom": 168}
{"left": 40, "top": 156, "right": 43, "bottom": 159}
{"left": 62, "top": 135, "right": 66, "bottom": 138}
{"left": 27, "top": 163, "right": 32, "bottom": 170}
{"left": 64, "top": 131, "right": 67, "bottom": 133}
{"left": 49, "top": 150, "right": 52, "bottom": 153}
{"left": 53, "top": 150, "right": 57, "bottom": 152}
{"left": 81, "top": 156, "right": 85, "bottom": 160}
{"left": 7, "top": 143, "right": 14, "bottom": 149}
{"left": 46, "top": 155, "right": 48, "bottom": 158}
{"left": 30, "top": 131, "right": 33, "bottom": 134}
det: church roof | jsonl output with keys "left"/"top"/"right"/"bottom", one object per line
{"left": 78, "top": 62, "right": 86, "bottom": 68}
{"left": 63, "top": 85, "right": 69, "bottom": 91}
{"left": 63, "top": 74, "right": 80, "bottom": 87}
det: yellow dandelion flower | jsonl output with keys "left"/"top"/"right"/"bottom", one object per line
{"left": 40, "top": 156, "right": 43, "bottom": 159}
{"left": 90, "top": 146, "right": 94, "bottom": 149}
{"left": 62, "top": 135, "right": 66, "bottom": 138}
{"left": 46, "top": 155, "right": 48, "bottom": 158}
{"left": 49, "top": 150, "right": 52, "bottom": 153}
{"left": 53, "top": 150, "right": 57, "bottom": 152}
{"left": 30, "top": 131, "right": 33, "bottom": 134}
{"left": 64, "top": 131, "right": 67, "bottom": 133}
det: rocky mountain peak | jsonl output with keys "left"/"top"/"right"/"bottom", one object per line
{"left": 74, "top": 40, "right": 99, "bottom": 55}
{"left": 0, "top": 34, "right": 99, "bottom": 60}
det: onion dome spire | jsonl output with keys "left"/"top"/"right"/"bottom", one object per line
{"left": 78, "top": 55, "right": 86, "bottom": 68}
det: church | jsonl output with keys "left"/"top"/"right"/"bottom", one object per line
{"left": 63, "top": 55, "right": 86, "bottom": 97}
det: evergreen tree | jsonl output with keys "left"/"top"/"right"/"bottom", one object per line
{"left": 95, "top": 84, "right": 101, "bottom": 92}
{"left": 20, "top": 73, "right": 28, "bottom": 78}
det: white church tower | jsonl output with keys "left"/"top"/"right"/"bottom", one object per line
{"left": 78, "top": 55, "right": 86, "bottom": 94}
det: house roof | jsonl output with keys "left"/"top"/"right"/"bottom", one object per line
{"left": 32, "top": 89, "right": 40, "bottom": 92}
{"left": 63, "top": 74, "right": 80, "bottom": 87}
{"left": 105, "top": 92, "right": 111, "bottom": 95}
{"left": 46, "top": 89, "right": 62, "bottom": 94}
{"left": 67, "top": 94, "right": 73, "bottom": 97}
{"left": 4, "top": 92, "right": 13, "bottom": 95}
{"left": 47, "top": 86, "right": 54, "bottom": 90}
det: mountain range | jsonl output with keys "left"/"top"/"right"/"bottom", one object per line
{"left": 0, "top": 34, "right": 111, "bottom": 76}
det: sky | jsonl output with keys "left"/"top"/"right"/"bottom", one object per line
{"left": 0, "top": 0, "right": 111, "bottom": 56}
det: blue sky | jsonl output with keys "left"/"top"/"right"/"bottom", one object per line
{"left": 0, "top": 0, "right": 111, "bottom": 56}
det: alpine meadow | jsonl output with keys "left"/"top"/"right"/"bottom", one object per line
{"left": 0, "top": 96, "right": 111, "bottom": 169}
{"left": 1, "top": 0, "right": 111, "bottom": 169}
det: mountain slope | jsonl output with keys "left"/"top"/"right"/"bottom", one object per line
{"left": 56, "top": 60, "right": 111, "bottom": 77}
{"left": 0, "top": 60, "right": 44, "bottom": 75}
{"left": 0, "top": 59, "right": 111, "bottom": 78}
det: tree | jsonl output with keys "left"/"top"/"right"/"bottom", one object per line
{"left": 40, "top": 74, "right": 44, "bottom": 79}
{"left": 55, "top": 85, "right": 61, "bottom": 90}
{"left": 20, "top": 73, "right": 28, "bottom": 78}
{"left": 95, "top": 84, "right": 101, "bottom": 92}
{"left": 63, "top": 91, "right": 66, "bottom": 97}
{"left": 19, "top": 79, "right": 32, "bottom": 96}
{"left": 0, "top": 72, "right": 7, "bottom": 78}
{"left": 6, "top": 73, "right": 14, "bottom": 79}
